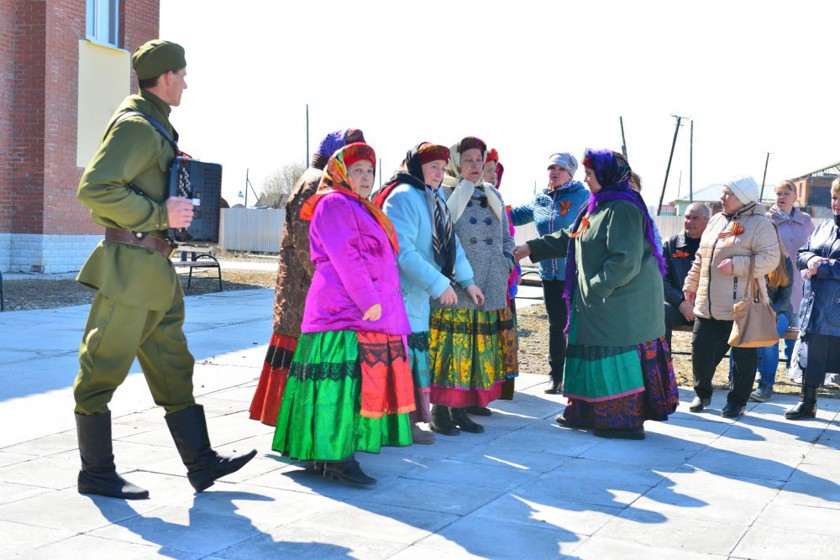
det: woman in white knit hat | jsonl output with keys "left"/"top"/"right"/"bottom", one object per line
{"left": 682, "top": 177, "right": 780, "bottom": 418}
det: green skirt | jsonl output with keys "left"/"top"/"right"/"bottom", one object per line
{"left": 271, "top": 330, "right": 412, "bottom": 461}
{"left": 563, "top": 304, "right": 645, "bottom": 402}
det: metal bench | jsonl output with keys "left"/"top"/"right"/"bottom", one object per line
{"left": 172, "top": 245, "right": 223, "bottom": 291}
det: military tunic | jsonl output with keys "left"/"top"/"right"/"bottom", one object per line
{"left": 73, "top": 91, "right": 195, "bottom": 415}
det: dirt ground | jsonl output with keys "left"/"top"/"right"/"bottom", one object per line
{"left": 3, "top": 252, "right": 830, "bottom": 399}
{"left": 1, "top": 250, "right": 275, "bottom": 312}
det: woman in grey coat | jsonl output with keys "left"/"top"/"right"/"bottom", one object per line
{"left": 428, "top": 136, "right": 517, "bottom": 435}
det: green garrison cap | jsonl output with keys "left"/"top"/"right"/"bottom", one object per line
{"left": 132, "top": 40, "right": 187, "bottom": 80}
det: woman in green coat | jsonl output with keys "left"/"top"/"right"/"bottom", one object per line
{"left": 514, "top": 149, "right": 678, "bottom": 440}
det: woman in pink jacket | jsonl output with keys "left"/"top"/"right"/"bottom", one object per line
{"left": 272, "top": 143, "right": 415, "bottom": 487}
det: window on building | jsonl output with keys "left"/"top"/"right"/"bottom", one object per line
{"left": 86, "top": 0, "right": 119, "bottom": 47}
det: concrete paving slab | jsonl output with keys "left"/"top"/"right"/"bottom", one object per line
{"left": 600, "top": 508, "right": 748, "bottom": 556}
{"left": 470, "top": 492, "right": 624, "bottom": 537}
{"left": 86, "top": 505, "right": 263, "bottom": 556}
{"left": 774, "top": 464, "right": 840, "bottom": 508}
{"left": 0, "top": 520, "right": 76, "bottom": 558}
{"left": 686, "top": 440, "right": 807, "bottom": 483}
{"left": 571, "top": 535, "right": 729, "bottom": 560}
{"left": 399, "top": 457, "right": 541, "bottom": 492}
{"left": 0, "top": 480, "right": 50, "bottom": 505}
{"left": 23, "top": 534, "right": 202, "bottom": 560}
{"left": 0, "top": 452, "right": 79, "bottom": 490}
{"left": 0, "top": 488, "right": 160, "bottom": 532}
{"left": 733, "top": 525, "right": 840, "bottom": 560}
{"left": 424, "top": 517, "right": 576, "bottom": 559}
{"left": 631, "top": 468, "right": 781, "bottom": 524}
{"left": 211, "top": 524, "right": 397, "bottom": 559}
{"left": 753, "top": 502, "right": 840, "bottom": 538}
{"left": 290, "top": 501, "right": 460, "bottom": 546}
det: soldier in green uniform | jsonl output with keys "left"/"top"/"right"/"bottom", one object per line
{"left": 73, "top": 40, "right": 255, "bottom": 500}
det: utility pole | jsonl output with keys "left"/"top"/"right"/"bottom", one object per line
{"left": 689, "top": 120, "right": 694, "bottom": 203}
{"left": 244, "top": 168, "right": 249, "bottom": 208}
{"left": 305, "top": 104, "right": 310, "bottom": 167}
{"left": 619, "top": 116, "right": 628, "bottom": 159}
{"left": 658, "top": 114, "right": 686, "bottom": 215}
{"left": 759, "top": 152, "right": 772, "bottom": 202}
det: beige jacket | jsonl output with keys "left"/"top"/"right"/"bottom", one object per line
{"left": 683, "top": 202, "right": 780, "bottom": 321}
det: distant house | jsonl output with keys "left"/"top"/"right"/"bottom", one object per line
{"left": 669, "top": 183, "right": 724, "bottom": 216}
{"left": 790, "top": 162, "right": 839, "bottom": 219}
{"left": 1, "top": 0, "right": 160, "bottom": 273}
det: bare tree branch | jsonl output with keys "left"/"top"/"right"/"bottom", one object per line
{"left": 257, "top": 162, "right": 306, "bottom": 208}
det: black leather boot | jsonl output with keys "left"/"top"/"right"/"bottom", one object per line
{"left": 323, "top": 458, "right": 376, "bottom": 486}
{"left": 76, "top": 412, "right": 149, "bottom": 499}
{"left": 165, "top": 405, "right": 257, "bottom": 492}
{"left": 450, "top": 407, "right": 484, "bottom": 433}
{"left": 429, "top": 404, "right": 460, "bottom": 436}
{"left": 785, "top": 386, "right": 818, "bottom": 420}
{"left": 466, "top": 406, "right": 492, "bottom": 416}
{"left": 544, "top": 376, "right": 563, "bottom": 395}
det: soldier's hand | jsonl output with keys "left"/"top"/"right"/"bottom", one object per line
{"left": 167, "top": 197, "right": 194, "bottom": 229}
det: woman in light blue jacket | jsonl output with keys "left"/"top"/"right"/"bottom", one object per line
{"left": 376, "top": 143, "right": 483, "bottom": 442}
{"left": 509, "top": 153, "right": 589, "bottom": 393}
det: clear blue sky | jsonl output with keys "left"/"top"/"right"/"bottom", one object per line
{"left": 160, "top": 0, "right": 840, "bottom": 209}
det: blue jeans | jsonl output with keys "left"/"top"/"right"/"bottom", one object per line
{"left": 727, "top": 313, "right": 789, "bottom": 389}
{"left": 756, "top": 314, "right": 790, "bottom": 388}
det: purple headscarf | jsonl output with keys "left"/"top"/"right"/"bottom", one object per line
{"left": 311, "top": 129, "right": 366, "bottom": 170}
{"left": 562, "top": 149, "right": 667, "bottom": 331}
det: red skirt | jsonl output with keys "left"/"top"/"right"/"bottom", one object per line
{"left": 249, "top": 333, "right": 297, "bottom": 426}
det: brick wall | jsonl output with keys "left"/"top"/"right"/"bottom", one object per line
{"left": 0, "top": 0, "right": 15, "bottom": 235}
{"left": 1, "top": 0, "right": 159, "bottom": 272}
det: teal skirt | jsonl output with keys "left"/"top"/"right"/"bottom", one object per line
{"left": 562, "top": 307, "right": 645, "bottom": 402}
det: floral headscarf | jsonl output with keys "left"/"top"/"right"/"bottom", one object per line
{"left": 300, "top": 143, "right": 399, "bottom": 253}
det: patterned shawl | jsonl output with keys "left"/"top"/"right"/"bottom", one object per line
{"left": 443, "top": 139, "right": 503, "bottom": 222}
{"left": 563, "top": 149, "right": 667, "bottom": 330}
{"left": 374, "top": 143, "right": 457, "bottom": 280}
{"left": 300, "top": 143, "right": 399, "bottom": 254}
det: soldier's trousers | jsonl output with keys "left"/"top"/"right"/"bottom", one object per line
{"left": 73, "top": 288, "right": 196, "bottom": 415}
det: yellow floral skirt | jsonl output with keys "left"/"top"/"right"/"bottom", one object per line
{"left": 428, "top": 307, "right": 518, "bottom": 407}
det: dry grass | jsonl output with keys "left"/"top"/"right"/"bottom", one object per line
{"left": 2, "top": 268, "right": 275, "bottom": 312}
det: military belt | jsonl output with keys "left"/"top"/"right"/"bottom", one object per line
{"left": 105, "top": 228, "right": 175, "bottom": 258}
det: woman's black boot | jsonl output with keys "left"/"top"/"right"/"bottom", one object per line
{"left": 450, "top": 407, "right": 485, "bottom": 433}
{"left": 323, "top": 459, "right": 376, "bottom": 486}
{"left": 785, "top": 386, "right": 818, "bottom": 420}
{"left": 544, "top": 376, "right": 563, "bottom": 394}
{"left": 429, "top": 405, "right": 460, "bottom": 436}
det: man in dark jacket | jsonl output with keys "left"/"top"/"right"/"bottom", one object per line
{"left": 73, "top": 40, "right": 255, "bottom": 500}
{"left": 663, "top": 203, "right": 710, "bottom": 349}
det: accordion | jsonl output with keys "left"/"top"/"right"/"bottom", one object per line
{"left": 167, "top": 156, "right": 223, "bottom": 244}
